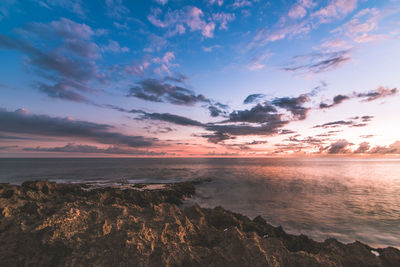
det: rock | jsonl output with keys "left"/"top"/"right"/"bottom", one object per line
{"left": 0, "top": 181, "right": 399, "bottom": 266}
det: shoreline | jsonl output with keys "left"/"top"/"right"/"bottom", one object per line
{"left": 1, "top": 180, "right": 399, "bottom": 266}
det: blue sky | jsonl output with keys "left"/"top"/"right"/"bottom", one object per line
{"left": 1, "top": 0, "right": 400, "bottom": 157}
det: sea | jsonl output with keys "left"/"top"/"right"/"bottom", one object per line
{"left": 1, "top": 157, "right": 399, "bottom": 249}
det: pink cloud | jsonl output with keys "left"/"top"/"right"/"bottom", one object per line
{"left": 312, "top": 0, "right": 357, "bottom": 23}
{"left": 288, "top": 5, "right": 307, "bottom": 19}
{"left": 148, "top": 6, "right": 217, "bottom": 38}
{"left": 212, "top": 12, "right": 235, "bottom": 30}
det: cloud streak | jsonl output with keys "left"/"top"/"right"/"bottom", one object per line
{"left": 0, "top": 108, "right": 155, "bottom": 147}
{"left": 23, "top": 143, "right": 165, "bottom": 155}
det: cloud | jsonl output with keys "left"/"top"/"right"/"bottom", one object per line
{"left": 105, "top": 0, "right": 130, "bottom": 19}
{"left": 326, "top": 139, "right": 353, "bottom": 154}
{"left": 228, "top": 102, "right": 279, "bottom": 123}
{"left": 0, "top": 134, "right": 31, "bottom": 140}
{"left": 143, "top": 34, "right": 168, "bottom": 53}
{"left": 102, "top": 40, "right": 129, "bottom": 53}
{"left": 357, "top": 86, "right": 398, "bottom": 102}
{"left": 271, "top": 94, "right": 311, "bottom": 120}
{"left": 248, "top": 0, "right": 357, "bottom": 49}
{"left": 0, "top": 108, "right": 154, "bottom": 147}
{"left": 208, "top": 106, "right": 223, "bottom": 117}
{"left": 208, "top": 0, "right": 224, "bottom": 6}
{"left": 319, "top": 87, "right": 398, "bottom": 109}
{"left": 369, "top": 141, "right": 400, "bottom": 154}
{"left": 360, "top": 134, "right": 374, "bottom": 139}
{"left": 311, "top": 0, "right": 358, "bottom": 24}
{"left": 314, "top": 120, "right": 355, "bottom": 128}
{"left": 202, "top": 44, "right": 222, "bottom": 52}
{"left": 200, "top": 92, "right": 312, "bottom": 143}
{"left": 0, "top": 145, "right": 18, "bottom": 150}
{"left": 0, "top": 18, "right": 107, "bottom": 103}
{"left": 151, "top": 51, "right": 178, "bottom": 75}
{"left": 354, "top": 142, "right": 370, "bottom": 153}
{"left": 249, "top": 21, "right": 311, "bottom": 49}
{"left": 319, "top": 94, "right": 350, "bottom": 108}
{"left": 314, "top": 114, "right": 373, "bottom": 128}
{"left": 247, "top": 52, "right": 271, "bottom": 71}
{"left": 23, "top": 143, "right": 165, "bottom": 155}
{"left": 212, "top": 12, "right": 235, "bottom": 30}
{"left": 288, "top": 0, "right": 316, "bottom": 19}
{"left": 205, "top": 122, "right": 287, "bottom": 138}
{"left": 138, "top": 112, "right": 204, "bottom": 127}
{"left": 282, "top": 50, "right": 351, "bottom": 73}
{"left": 33, "top": 81, "right": 91, "bottom": 103}
{"left": 243, "top": 94, "right": 266, "bottom": 104}
{"left": 360, "top": 115, "right": 373, "bottom": 122}
{"left": 288, "top": 4, "right": 307, "bottom": 19}
{"left": 232, "top": 0, "right": 255, "bottom": 9}
{"left": 285, "top": 135, "right": 326, "bottom": 145}
{"left": 37, "top": 0, "right": 85, "bottom": 17}
{"left": 154, "top": 0, "right": 168, "bottom": 5}
{"left": 147, "top": 6, "right": 232, "bottom": 38}
{"left": 127, "top": 78, "right": 207, "bottom": 105}
{"left": 199, "top": 132, "right": 234, "bottom": 144}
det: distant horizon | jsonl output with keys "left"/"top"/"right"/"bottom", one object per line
{"left": 1, "top": 0, "right": 400, "bottom": 157}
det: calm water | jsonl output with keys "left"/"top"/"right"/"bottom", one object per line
{"left": 0, "top": 158, "right": 399, "bottom": 248}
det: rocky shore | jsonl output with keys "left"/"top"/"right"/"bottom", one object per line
{"left": 1, "top": 181, "right": 399, "bottom": 266}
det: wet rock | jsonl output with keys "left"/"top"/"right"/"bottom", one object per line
{"left": 0, "top": 181, "right": 399, "bottom": 266}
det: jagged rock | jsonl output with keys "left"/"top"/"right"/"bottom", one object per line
{"left": 0, "top": 181, "right": 399, "bottom": 266}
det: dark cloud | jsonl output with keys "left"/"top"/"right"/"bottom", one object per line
{"left": 104, "top": 104, "right": 205, "bottom": 127}
{"left": 350, "top": 123, "right": 367, "bottom": 128}
{"left": 128, "top": 78, "right": 207, "bottom": 105}
{"left": 0, "top": 18, "right": 102, "bottom": 103}
{"left": 0, "top": 145, "right": 18, "bottom": 150}
{"left": 271, "top": 94, "right": 311, "bottom": 120}
{"left": 326, "top": 139, "right": 353, "bottom": 154}
{"left": 282, "top": 50, "right": 351, "bottom": 73}
{"left": 0, "top": 134, "right": 31, "bottom": 140}
{"left": 361, "top": 115, "right": 374, "bottom": 122}
{"left": 319, "top": 94, "right": 350, "bottom": 109}
{"left": 205, "top": 122, "right": 287, "bottom": 137}
{"left": 357, "top": 87, "right": 398, "bottom": 102}
{"left": 243, "top": 94, "right": 266, "bottom": 104}
{"left": 319, "top": 87, "right": 398, "bottom": 110}
{"left": 354, "top": 142, "right": 370, "bottom": 154}
{"left": 207, "top": 102, "right": 229, "bottom": 117}
{"left": 199, "top": 132, "right": 234, "bottom": 144}
{"left": 208, "top": 105, "right": 222, "bottom": 117}
{"left": 138, "top": 112, "right": 204, "bottom": 127}
{"left": 314, "top": 120, "right": 355, "bottom": 128}
{"left": 33, "top": 81, "right": 90, "bottom": 103}
{"left": 127, "top": 78, "right": 229, "bottom": 118}
{"left": 162, "top": 73, "right": 188, "bottom": 84}
{"left": 279, "top": 129, "right": 296, "bottom": 135}
{"left": 103, "top": 104, "right": 143, "bottom": 114}
{"left": 0, "top": 108, "right": 154, "bottom": 147}
{"left": 228, "top": 103, "right": 279, "bottom": 123}
{"left": 23, "top": 143, "right": 164, "bottom": 155}
{"left": 201, "top": 92, "right": 311, "bottom": 143}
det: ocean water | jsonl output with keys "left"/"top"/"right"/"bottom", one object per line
{"left": 0, "top": 157, "right": 399, "bottom": 248}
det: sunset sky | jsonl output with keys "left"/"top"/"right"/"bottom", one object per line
{"left": 1, "top": 0, "right": 400, "bottom": 157}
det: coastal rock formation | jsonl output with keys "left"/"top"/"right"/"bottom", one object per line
{"left": 0, "top": 181, "right": 399, "bottom": 266}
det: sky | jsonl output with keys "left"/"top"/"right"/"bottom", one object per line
{"left": 1, "top": 0, "right": 400, "bottom": 157}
